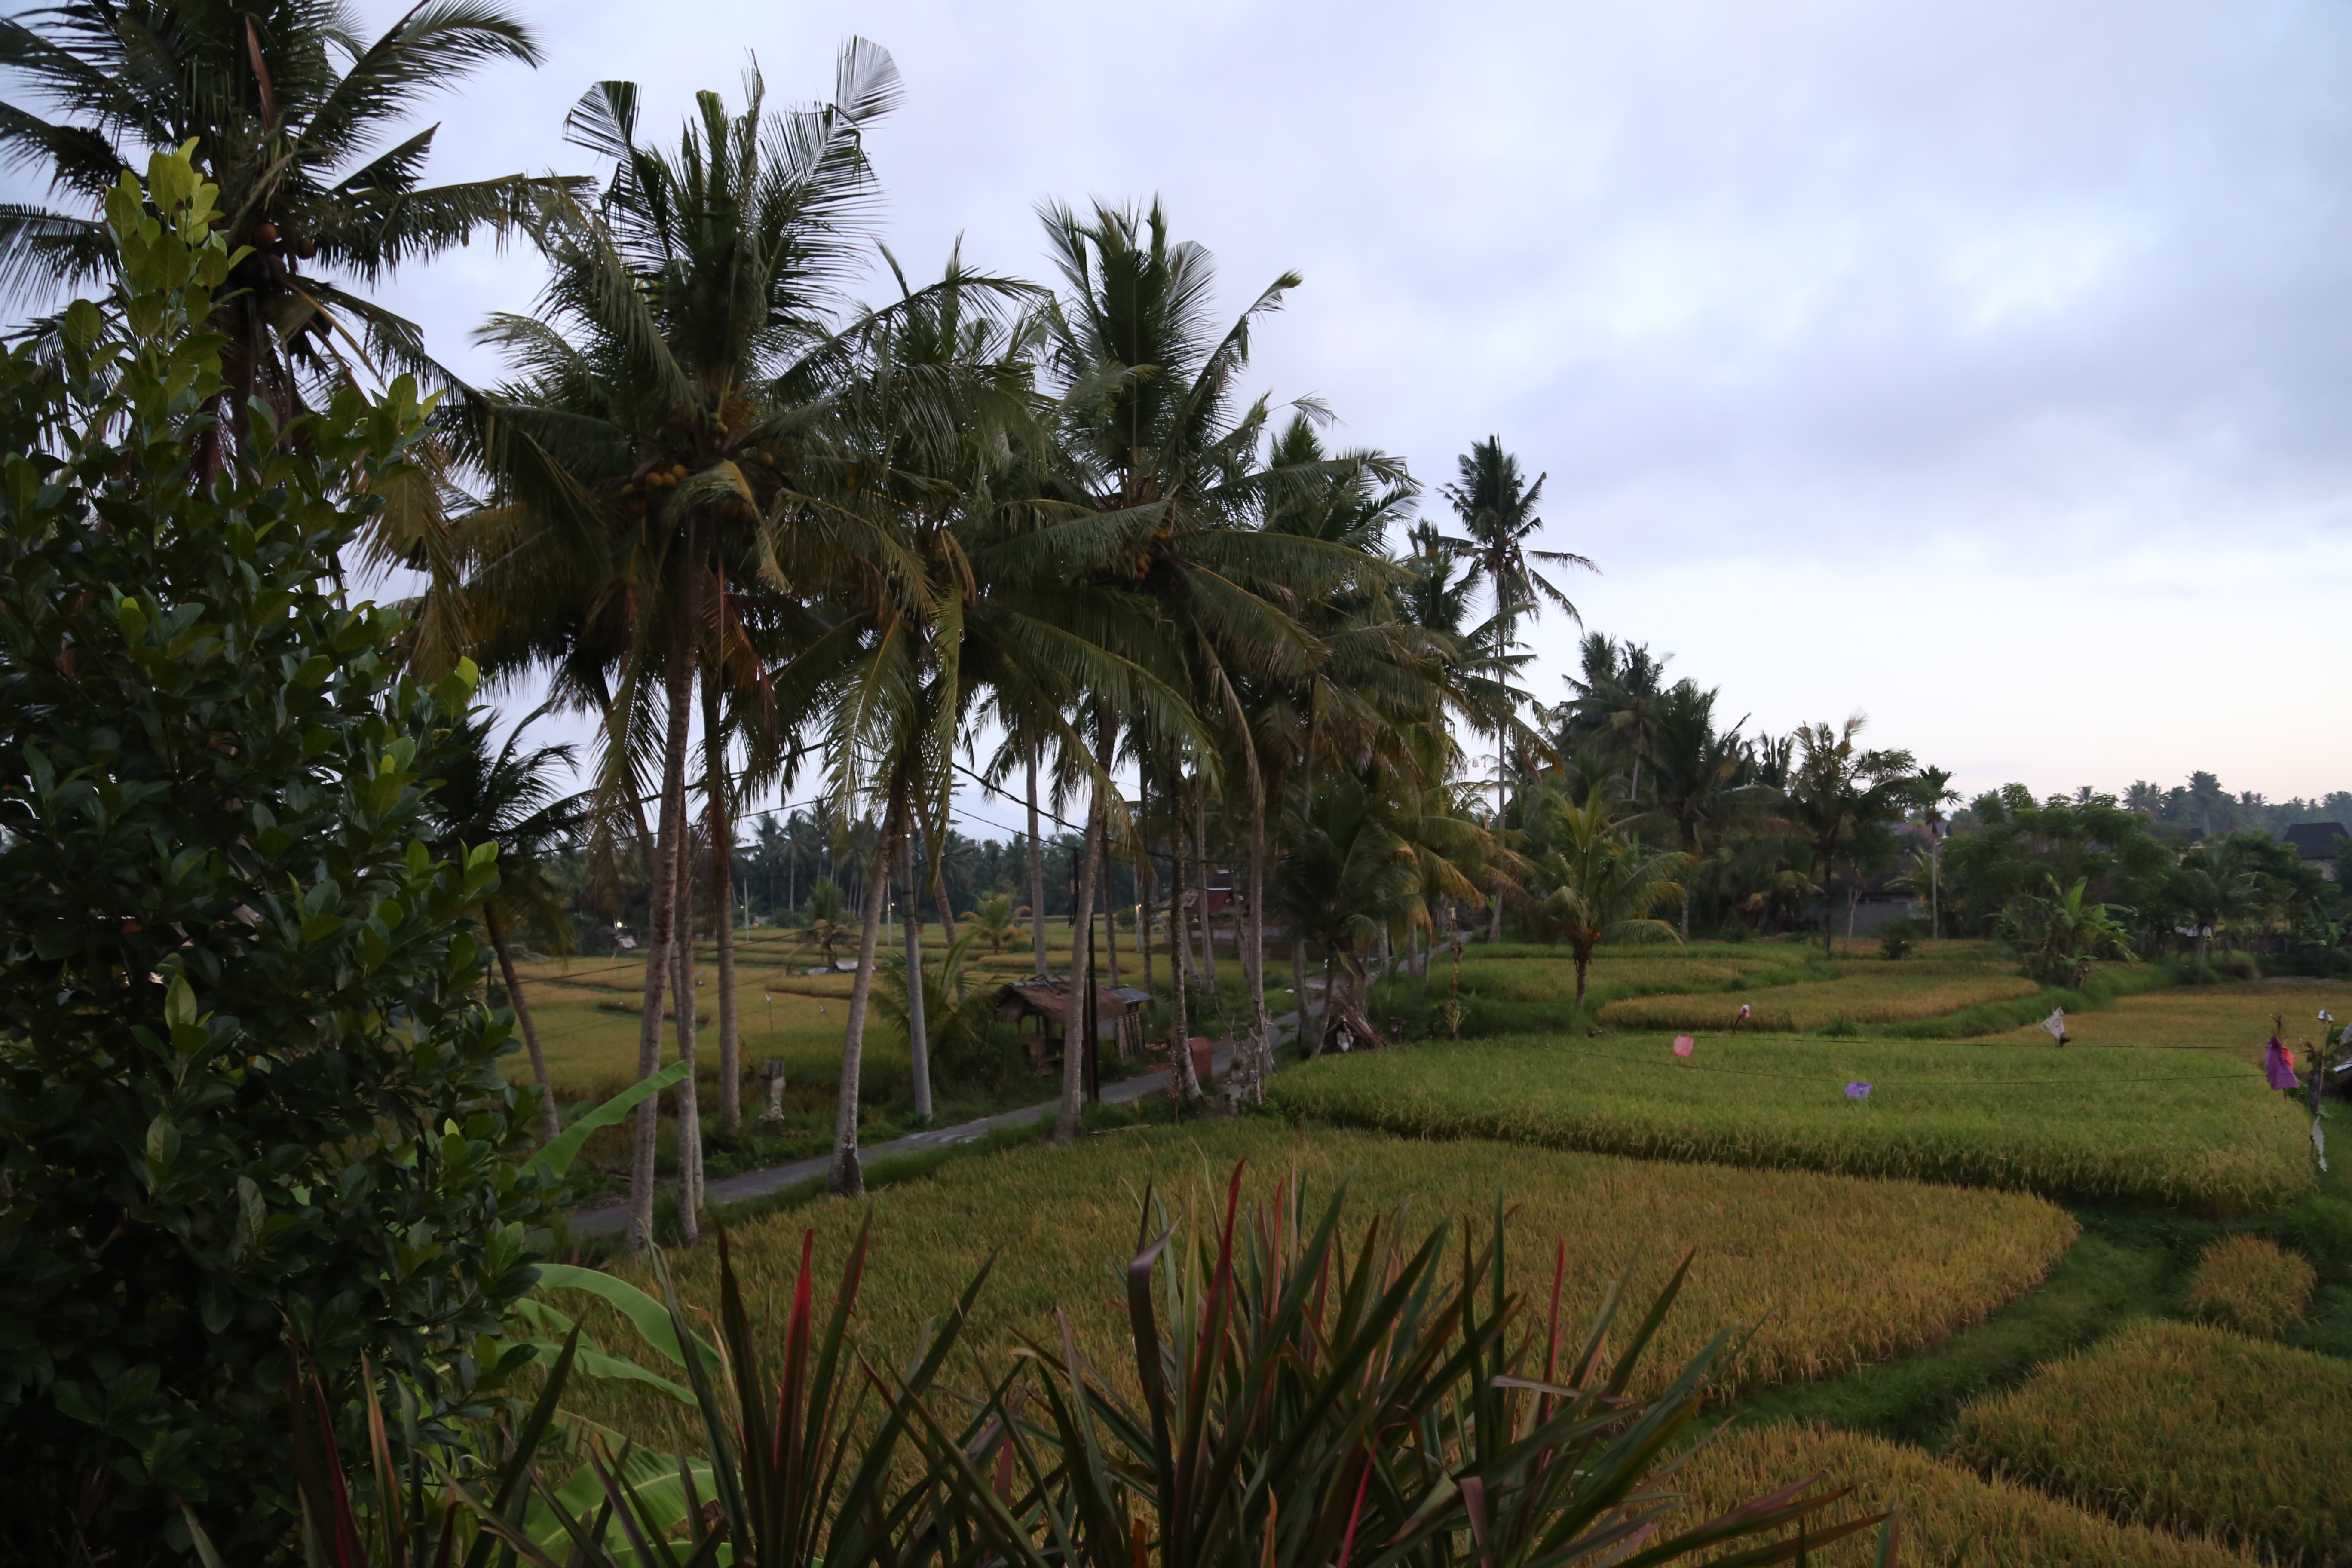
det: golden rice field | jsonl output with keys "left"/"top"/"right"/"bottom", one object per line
{"left": 504, "top": 950, "right": 874, "bottom": 1096}
{"left": 1947, "top": 1318, "right": 2352, "bottom": 1565}
{"left": 1599, "top": 968, "right": 2042, "bottom": 1032}
{"left": 1267, "top": 1035, "right": 2313, "bottom": 1210}
{"left": 551, "top": 1121, "right": 2075, "bottom": 1442}
{"left": 502, "top": 916, "right": 1195, "bottom": 1094}
{"left": 1988, "top": 976, "right": 2352, "bottom": 1063}
{"left": 2184, "top": 1234, "right": 2318, "bottom": 1339}
{"left": 1663, "top": 1425, "right": 2258, "bottom": 1566}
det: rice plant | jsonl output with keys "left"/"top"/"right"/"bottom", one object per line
{"left": 1948, "top": 1318, "right": 2352, "bottom": 1565}
{"left": 554, "top": 1123, "right": 2073, "bottom": 1442}
{"left": 1266, "top": 1035, "right": 2310, "bottom": 1211}
{"left": 1665, "top": 1425, "right": 2257, "bottom": 1566}
{"left": 2183, "top": 1234, "right": 2318, "bottom": 1338}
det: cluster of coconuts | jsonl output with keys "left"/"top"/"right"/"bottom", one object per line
{"left": 618, "top": 462, "right": 691, "bottom": 514}
{"left": 251, "top": 220, "right": 318, "bottom": 261}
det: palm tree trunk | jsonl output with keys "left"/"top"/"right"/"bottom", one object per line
{"left": 1063, "top": 780, "right": 1105, "bottom": 1142}
{"left": 830, "top": 796, "right": 904, "bottom": 1197}
{"left": 627, "top": 591, "right": 698, "bottom": 1257}
{"left": 1820, "top": 856, "right": 1836, "bottom": 959}
{"left": 1138, "top": 767, "right": 1155, "bottom": 998}
{"left": 485, "top": 905, "right": 560, "bottom": 1144}
{"left": 1292, "top": 937, "right": 1309, "bottom": 1054}
{"left": 1245, "top": 793, "right": 1273, "bottom": 1089}
{"left": 1057, "top": 732, "right": 1109, "bottom": 1142}
{"left": 1574, "top": 943, "right": 1592, "bottom": 1004}
{"left": 1316, "top": 952, "right": 1335, "bottom": 1055}
{"left": 1194, "top": 798, "right": 1219, "bottom": 987}
{"left": 1104, "top": 830, "right": 1122, "bottom": 990}
{"left": 1930, "top": 846, "right": 1940, "bottom": 941}
{"left": 702, "top": 669, "right": 741, "bottom": 1134}
{"left": 904, "top": 836, "right": 931, "bottom": 1119}
{"left": 671, "top": 833, "right": 701, "bottom": 1243}
{"left": 1026, "top": 750, "right": 1048, "bottom": 977}
{"left": 1489, "top": 744, "right": 1507, "bottom": 943}
{"left": 1167, "top": 818, "right": 1202, "bottom": 1103}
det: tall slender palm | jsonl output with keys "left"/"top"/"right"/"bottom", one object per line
{"left": 422, "top": 704, "right": 583, "bottom": 1143}
{"left": 1911, "top": 763, "right": 1958, "bottom": 937}
{"left": 447, "top": 48, "right": 902, "bottom": 1250}
{"left": 1442, "top": 436, "right": 1592, "bottom": 937}
{"left": 1041, "top": 199, "right": 1381, "bottom": 1093}
{"left": 790, "top": 252, "right": 1176, "bottom": 1182}
{"left": 1, "top": 0, "right": 560, "bottom": 450}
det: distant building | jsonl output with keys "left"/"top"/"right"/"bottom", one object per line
{"left": 2284, "top": 822, "right": 2349, "bottom": 880}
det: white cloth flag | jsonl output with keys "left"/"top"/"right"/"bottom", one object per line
{"left": 2041, "top": 1008, "right": 2068, "bottom": 1044}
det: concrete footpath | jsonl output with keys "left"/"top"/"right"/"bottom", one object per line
{"left": 568, "top": 1042, "right": 1241, "bottom": 1238}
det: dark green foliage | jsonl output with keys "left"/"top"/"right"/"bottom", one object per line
{"left": 0, "top": 153, "right": 554, "bottom": 1557}
{"left": 1940, "top": 787, "right": 2173, "bottom": 941}
{"left": 1877, "top": 918, "right": 1921, "bottom": 960}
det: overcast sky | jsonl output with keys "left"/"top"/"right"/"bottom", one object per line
{"left": 40, "top": 0, "right": 2352, "bottom": 820}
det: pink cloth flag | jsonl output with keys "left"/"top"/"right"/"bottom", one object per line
{"left": 2266, "top": 1037, "right": 2299, "bottom": 1091}
{"left": 1672, "top": 1035, "right": 1694, "bottom": 1058}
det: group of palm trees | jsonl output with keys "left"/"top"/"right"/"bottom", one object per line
{"left": 5, "top": 0, "right": 1969, "bottom": 1259}
{"left": 2, "top": 3, "right": 1621, "bottom": 1253}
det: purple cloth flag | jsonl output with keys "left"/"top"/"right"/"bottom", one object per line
{"left": 1844, "top": 1081, "right": 1872, "bottom": 1099}
{"left": 2266, "top": 1037, "right": 2299, "bottom": 1091}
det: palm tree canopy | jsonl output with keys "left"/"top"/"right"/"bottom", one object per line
{"left": 1440, "top": 435, "right": 1593, "bottom": 650}
{"left": 423, "top": 701, "right": 585, "bottom": 952}
{"left": 1529, "top": 789, "right": 1684, "bottom": 943}
{"left": 2, "top": 0, "right": 560, "bottom": 404}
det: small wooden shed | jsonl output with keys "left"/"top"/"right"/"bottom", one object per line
{"left": 995, "top": 977, "right": 1154, "bottom": 1074}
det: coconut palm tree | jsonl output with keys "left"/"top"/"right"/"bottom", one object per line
{"left": 0, "top": 0, "right": 563, "bottom": 453}
{"left": 1781, "top": 715, "right": 1921, "bottom": 959}
{"left": 965, "top": 891, "right": 1019, "bottom": 953}
{"left": 1911, "top": 763, "right": 1958, "bottom": 937}
{"left": 1442, "top": 436, "right": 1592, "bottom": 935}
{"left": 1641, "top": 680, "right": 1768, "bottom": 939}
{"left": 1561, "top": 633, "right": 1670, "bottom": 803}
{"left": 1041, "top": 199, "right": 1391, "bottom": 1096}
{"left": 445, "top": 47, "right": 905, "bottom": 1250}
{"left": 1272, "top": 774, "right": 1423, "bottom": 1055}
{"left": 1526, "top": 787, "right": 1687, "bottom": 1005}
{"left": 422, "top": 703, "right": 583, "bottom": 1143}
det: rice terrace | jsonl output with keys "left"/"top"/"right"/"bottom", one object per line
{"left": 0, "top": 3, "right": 2347, "bottom": 1565}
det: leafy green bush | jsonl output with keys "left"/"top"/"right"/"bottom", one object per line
{"left": 1877, "top": 917, "right": 1921, "bottom": 959}
{"left": 0, "top": 153, "right": 554, "bottom": 1559}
